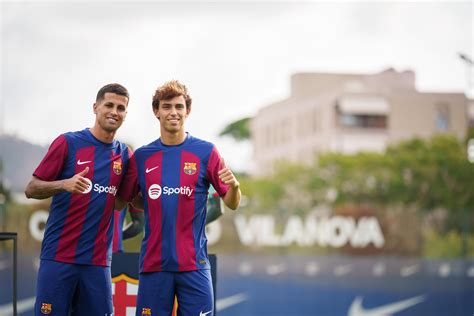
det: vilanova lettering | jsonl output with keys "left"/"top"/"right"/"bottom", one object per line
{"left": 234, "top": 214, "right": 385, "bottom": 248}
{"left": 31, "top": 211, "right": 385, "bottom": 248}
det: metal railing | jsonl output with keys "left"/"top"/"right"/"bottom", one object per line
{"left": 0, "top": 232, "right": 17, "bottom": 316}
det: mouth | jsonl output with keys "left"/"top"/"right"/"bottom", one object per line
{"left": 106, "top": 117, "right": 119, "bottom": 124}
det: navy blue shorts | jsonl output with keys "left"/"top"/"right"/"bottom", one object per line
{"left": 136, "top": 269, "right": 213, "bottom": 316}
{"left": 35, "top": 259, "right": 113, "bottom": 316}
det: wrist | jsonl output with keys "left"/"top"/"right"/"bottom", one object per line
{"left": 231, "top": 181, "right": 240, "bottom": 190}
{"left": 60, "top": 180, "right": 67, "bottom": 192}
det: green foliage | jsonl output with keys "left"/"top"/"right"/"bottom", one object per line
{"left": 422, "top": 229, "right": 474, "bottom": 258}
{"left": 465, "top": 126, "right": 474, "bottom": 143}
{"left": 311, "top": 135, "right": 474, "bottom": 217}
{"left": 240, "top": 176, "right": 284, "bottom": 212}
{"left": 219, "top": 117, "right": 251, "bottom": 141}
{"left": 245, "top": 134, "right": 474, "bottom": 242}
{"left": 0, "top": 159, "right": 11, "bottom": 203}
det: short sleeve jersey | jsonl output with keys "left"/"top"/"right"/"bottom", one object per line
{"left": 33, "top": 128, "right": 131, "bottom": 266}
{"left": 119, "top": 134, "right": 229, "bottom": 273}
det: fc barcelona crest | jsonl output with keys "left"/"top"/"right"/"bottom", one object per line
{"left": 183, "top": 162, "right": 197, "bottom": 175}
{"left": 40, "top": 303, "right": 52, "bottom": 314}
{"left": 113, "top": 160, "right": 122, "bottom": 175}
{"left": 142, "top": 307, "right": 152, "bottom": 315}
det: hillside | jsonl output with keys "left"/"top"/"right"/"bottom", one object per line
{"left": 0, "top": 134, "right": 47, "bottom": 192}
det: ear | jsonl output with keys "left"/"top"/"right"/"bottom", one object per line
{"left": 93, "top": 102, "right": 98, "bottom": 114}
{"left": 153, "top": 107, "right": 160, "bottom": 119}
{"left": 186, "top": 106, "right": 191, "bottom": 117}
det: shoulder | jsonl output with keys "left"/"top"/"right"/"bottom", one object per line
{"left": 136, "top": 140, "right": 156, "bottom": 153}
{"left": 130, "top": 142, "right": 155, "bottom": 161}
{"left": 47, "top": 132, "right": 71, "bottom": 151}
{"left": 61, "top": 128, "right": 91, "bottom": 144}
{"left": 114, "top": 140, "right": 130, "bottom": 152}
{"left": 186, "top": 134, "right": 215, "bottom": 151}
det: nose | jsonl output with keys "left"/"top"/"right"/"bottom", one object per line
{"left": 110, "top": 106, "right": 118, "bottom": 116}
{"left": 170, "top": 105, "right": 178, "bottom": 115}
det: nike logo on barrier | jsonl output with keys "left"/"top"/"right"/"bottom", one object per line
{"left": 199, "top": 310, "right": 212, "bottom": 316}
{"left": 77, "top": 160, "right": 91, "bottom": 165}
{"left": 348, "top": 295, "right": 425, "bottom": 316}
{"left": 146, "top": 166, "right": 159, "bottom": 173}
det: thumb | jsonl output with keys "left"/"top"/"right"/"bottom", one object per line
{"left": 78, "top": 167, "right": 89, "bottom": 176}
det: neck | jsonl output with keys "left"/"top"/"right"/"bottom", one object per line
{"left": 89, "top": 126, "right": 115, "bottom": 144}
{"left": 160, "top": 129, "right": 186, "bottom": 145}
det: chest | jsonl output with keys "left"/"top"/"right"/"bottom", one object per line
{"left": 64, "top": 145, "right": 125, "bottom": 186}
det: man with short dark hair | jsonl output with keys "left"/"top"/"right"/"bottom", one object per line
{"left": 25, "top": 83, "right": 132, "bottom": 316}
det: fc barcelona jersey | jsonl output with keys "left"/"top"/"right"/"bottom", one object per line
{"left": 33, "top": 128, "right": 131, "bottom": 266}
{"left": 119, "top": 134, "right": 229, "bottom": 273}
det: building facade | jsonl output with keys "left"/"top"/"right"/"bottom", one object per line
{"left": 251, "top": 68, "right": 468, "bottom": 175}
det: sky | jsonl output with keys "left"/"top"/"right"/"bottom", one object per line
{"left": 1, "top": 0, "right": 472, "bottom": 172}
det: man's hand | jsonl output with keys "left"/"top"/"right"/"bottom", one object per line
{"left": 25, "top": 167, "right": 91, "bottom": 200}
{"left": 218, "top": 158, "right": 241, "bottom": 210}
{"left": 131, "top": 193, "right": 144, "bottom": 210}
{"left": 218, "top": 159, "right": 240, "bottom": 189}
{"left": 62, "top": 167, "right": 91, "bottom": 194}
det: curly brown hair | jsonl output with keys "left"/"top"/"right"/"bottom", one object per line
{"left": 152, "top": 80, "right": 192, "bottom": 110}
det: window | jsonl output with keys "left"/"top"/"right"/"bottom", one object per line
{"left": 435, "top": 104, "right": 450, "bottom": 131}
{"left": 339, "top": 114, "right": 387, "bottom": 128}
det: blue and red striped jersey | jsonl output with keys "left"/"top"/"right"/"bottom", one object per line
{"left": 33, "top": 128, "right": 131, "bottom": 266}
{"left": 119, "top": 134, "right": 229, "bottom": 273}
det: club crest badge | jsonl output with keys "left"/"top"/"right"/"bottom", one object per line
{"left": 183, "top": 162, "right": 197, "bottom": 175}
{"left": 40, "top": 303, "right": 52, "bottom": 314}
{"left": 113, "top": 159, "right": 122, "bottom": 175}
{"left": 142, "top": 307, "right": 152, "bottom": 315}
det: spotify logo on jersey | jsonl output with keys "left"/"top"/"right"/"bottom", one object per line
{"left": 148, "top": 184, "right": 162, "bottom": 200}
{"left": 81, "top": 178, "right": 118, "bottom": 196}
{"left": 83, "top": 178, "right": 93, "bottom": 194}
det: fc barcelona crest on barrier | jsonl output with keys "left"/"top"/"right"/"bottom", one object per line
{"left": 111, "top": 253, "right": 140, "bottom": 316}
{"left": 111, "top": 252, "right": 217, "bottom": 316}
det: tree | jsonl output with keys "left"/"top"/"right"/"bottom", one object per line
{"left": 246, "top": 134, "right": 474, "bottom": 231}
{"left": 219, "top": 117, "right": 252, "bottom": 141}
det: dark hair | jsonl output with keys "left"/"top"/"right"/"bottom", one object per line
{"left": 96, "top": 83, "right": 129, "bottom": 102}
{"left": 152, "top": 80, "right": 192, "bottom": 110}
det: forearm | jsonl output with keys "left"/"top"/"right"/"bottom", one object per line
{"left": 123, "top": 211, "right": 144, "bottom": 240}
{"left": 115, "top": 197, "right": 127, "bottom": 210}
{"left": 223, "top": 186, "right": 241, "bottom": 210}
{"left": 25, "top": 177, "right": 65, "bottom": 200}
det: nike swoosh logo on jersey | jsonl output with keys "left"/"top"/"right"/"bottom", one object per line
{"left": 146, "top": 166, "right": 159, "bottom": 173}
{"left": 199, "top": 310, "right": 212, "bottom": 316}
{"left": 77, "top": 160, "right": 91, "bottom": 165}
{"left": 348, "top": 295, "right": 425, "bottom": 316}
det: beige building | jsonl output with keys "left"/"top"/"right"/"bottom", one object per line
{"left": 251, "top": 68, "right": 468, "bottom": 175}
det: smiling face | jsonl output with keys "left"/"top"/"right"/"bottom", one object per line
{"left": 154, "top": 95, "right": 190, "bottom": 135}
{"left": 93, "top": 92, "right": 128, "bottom": 133}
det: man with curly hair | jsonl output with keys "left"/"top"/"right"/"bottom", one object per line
{"left": 120, "top": 80, "right": 240, "bottom": 316}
